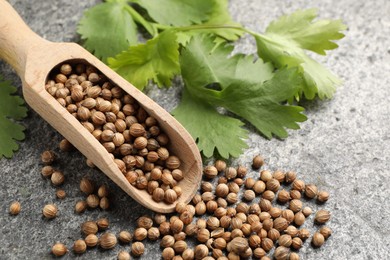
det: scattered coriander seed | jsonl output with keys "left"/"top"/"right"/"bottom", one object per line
{"left": 118, "top": 230, "right": 132, "bottom": 243}
{"left": 319, "top": 226, "right": 332, "bottom": 239}
{"left": 289, "top": 252, "right": 300, "bottom": 260}
{"left": 294, "top": 212, "right": 306, "bottom": 226}
{"left": 100, "top": 232, "right": 117, "bottom": 249}
{"left": 41, "top": 165, "right": 54, "bottom": 178}
{"left": 118, "top": 250, "right": 131, "bottom": 260}
{"left": 243, "top": 190, "right": 255, "bottom": 201}
{"left": 85, "top": 234, "right": 98, "bottom": 247}
{"left": 314, "top": 209, "right": 331, "bottom": 224}
{"left": 195, "top": 244, "right": 209, "bottom": 260}
{"left": 204, "top": 165, "right": 218, "bottom": 179}
{"left": 154, "top": 214, "right": 166, "bottom": 225}
{"left": 298, "top": 229, "right": 310, "bottom": 240}
{"left": 134, "top": 227, "right": 148, "bottom": 241}
{"left": 312, "top": 232, "right": 325, "bottom": 247}
{"left": 75, "top": 200, "right": 87, "bottom": 213}
{"left": 97, "top": 218, "right": 109, "bottom": 230}
{"left": 289, "top": 199, "right": 303, "bottom": 213}
{"left": 229, "top": 237, "right": 249, "bottom": 255}
{"left": 162, "top": 247, "right": 175, "bottom": 260}
{"left": 9, "top": 201, "right": 21, "bottom": 215}
{"left": 148, "top": 227, "right": 160, "bottom": 240}
{"left": 86, "top": 194, "right": 100, "bottom": 208}
{"left": 274, "top": 246, "right": 289, "bottom": 260}
{"left": 51, "top": 243, "right": 67, "bottom": 256}
{"left": 41, "top": 150, "right": 56, "bottom": 164}
{"left": 215, "top": 160, "right": 227, "bottom": 172}
{"left": 291, "top": 237, "right": 303, "bottom": 250}
{"left": 97, "top": 184, "right": 109, "bottom": 198}
{"left": 73, "top": 239, "right": 87, "bottom": 254}
{"left": 99, "top": 196, "right": 110, "bottom": 209}
{"left": 137, "top": 216, "right": 154, "bottom": 229}
{"left": 59, "top": 138, "right": 73, "bottom": 151}
{"left": 56, "top": 189, "right": 66, "bottom": 199}
{"left": 304, "top": 184, "right": 318, "bottom": 199}
{"left": 285, "top": 171, "right": 297, "bottom": 183}
{"left": 302, "top": 206, "right": 312, "bottom": 217}
{"left": 131, "top": 242, "right": 145, "bottom": 257}
{"left": 252, "top": 155, "right": 264, "bottom": 169}
{"left": 80, "top": 177, "right": 94, "bottom": 194}
{"left": 42, "top": 204, "right": 57, "bottom": 219}
{"left": 51, "top": 171, "right": 65, "bottom": 186}
{"left": 317, "top": 190, "right": 330, "bottom": 203}
{"left": 278, "top": 234, "right": 292, "bottom": 247}
{"left": 81, "top": 221, "right": 98, "bottom": 235}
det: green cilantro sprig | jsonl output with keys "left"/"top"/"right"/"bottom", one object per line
{"left": 0, "top": 76, "right": 27, "bottom": 159}
{"left": 77, "top": 0, "right": 346, "bottom": 158}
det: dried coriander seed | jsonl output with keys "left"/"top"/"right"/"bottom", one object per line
{"left": 41, "top": 150, "right": 56, "bottom": 164}
{"left": 118, "top": 250, "right": 131, "bottom": 260}
{"left": 312, "top": 232, "right": 325, "bottom": 247}
{"left": 100, "top": 232, "right": 117, "bottom": 249}
{"left": 118, "top": 230, "right": 132, "bottom": 243}
{"left": 79, "top": 177, "right": 94, "bottom": 195}
{"left": 85, "top": 234, "right": 98, "bottom": 247}
{"left": 42, "top": 204, "right": 57, "bottom": 219}
{"left": 315, "top": 209, "right": 331, "bottom": 224}
{"left": 317, "top": 190, "right": 330, "bottom": 202}
{"left": 252, "top": 155, "right": 264, "bottom": 169}
{"left": 51, "top": 243, "right": 67, "bottom": 256}
{"left": 75, "top": 200, "right": 87, "bottom": 213}
{"left": 51, "top": 171, "right": 65, "bottom": 186}
{"left": 56, "top": 189, "right": 66, "bottom": 199}
{"left": 9, "top": 201, "right": 21, "bottom": 215}
{"left": 319, "top": 226, "right": 332, "bottom": 239}
{"left": 73, "top": 239, "right": 87, "bottom": 254}
{"left": 131, "top": 242, "right": 145, "bottom": 256}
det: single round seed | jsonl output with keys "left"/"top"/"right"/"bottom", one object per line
{"left": 56, "top": 189, "right": 66, "bottom": 199}
{"left": 9, "top": 201, "right": 21, "bottom": 215}
{"left": 42, "top": 204, "right": 57, "bottom": 219}
{"left": 81, "top": 221, "right": 98, "bottom": 235}
{"left": 73, "top": 239, "right": 87, "bottom": 254}
{"left": 118, "top": 251, "right": 131, "bottom": 260}
{"left": 118, "top": 231, "right": 132, "bottom": 243}
{"left": 100, "top": 232, "right": 117, "bottom": 249}
{"left": 319, "top": 226, "right": 332, "bottom": 239}
{"left": 85, "top": 234, "right": 98, "bottom": 247}
{"left": 51, "top": 243, "right": 67, "bottom": 256}
{"left": 312, "top": 232, "right": 325, "bottom": 247}
{"left": 131, "top": 242, "right": 145, "bottom": 256}
{"left": 317, "top": 190, "right": 330, "bottom": 202}
{"left": 304, "top": 184, "right": 318, "bottom": 199}
{"left": 252, "top": 155, "right": 264, "bottom": 169}
{"left": 314, "top": 209, "right": 331, "bottom": 224}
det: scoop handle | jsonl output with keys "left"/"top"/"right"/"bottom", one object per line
{"left": 0, "top": 0, "right": 48, "bottom": 77}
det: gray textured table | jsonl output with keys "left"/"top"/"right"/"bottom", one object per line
{"left": 1, "top": 0, "right": 390, "bottom": 259}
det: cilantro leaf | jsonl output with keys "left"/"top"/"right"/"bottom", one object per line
{"left": 176, "top": 0, "right": 244, "bottom": 45}
{"left": 108, "top": 29, "right": 180, "bottom": 90}
{"left": 214, "top": 69, "right": 307, "bottom": 139}
{"left": 180, "top": 34, "right": 274, "bottom": 89}
{"left": 253, "top": 9, "right": 346, "bottom": 99}
{"left": 78, "top": 0, "right": 138, "bottom": 61}
{"left": 134, "top": 0, "right": 215, "bottom": 26}
{"left": 172, "top": 90, "right": 248, "bottom": 158}
{"left": 0, "top": 76, "right": 27, "bottom": 159}
{"left": 266, "top": 9, "right": 346, "bottom": 55}
{"left": 181, "top": 35, "right": 306, "bottom": 139}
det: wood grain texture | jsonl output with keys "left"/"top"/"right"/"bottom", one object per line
{"left": 0, "top": 0, "right": 202, "bottom": 213}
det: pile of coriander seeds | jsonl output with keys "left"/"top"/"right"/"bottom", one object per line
{"left": 45, "top": 62, "right": 183, "bottom": 204}
{"left": 151, "top": 156, "right": 332, "bottom": 260}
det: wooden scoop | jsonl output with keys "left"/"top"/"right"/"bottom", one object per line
{"left": 0, "top": 0, "right": 202, "bottom": 213}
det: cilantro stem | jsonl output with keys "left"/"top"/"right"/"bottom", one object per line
{"left": 123, "top": 5, "right": 157, "bottom": 36}
{"left": 174, "top": 24, "right": 247, "bottom": 34}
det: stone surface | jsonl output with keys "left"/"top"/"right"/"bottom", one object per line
{"left": 1, "top": 0, "right": 389, "bottom": 259}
